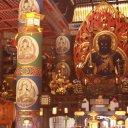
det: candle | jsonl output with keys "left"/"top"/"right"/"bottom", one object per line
{"left": 116, "top": 77, "right": 119, "bottom": 84}
{"left": 125, "top": 118, "right": 128, "bottom": 128}
{"left": 64, "top": 107, "right": 68, "bottom": 114}
{"left": 52, "top": 107, "right": 57, "bottom": 115}
{"left": 40, "top": 108, "right": 43, "bottom": 116}
{"left": 85, "top": 79, "right": 87, "bottom": 85}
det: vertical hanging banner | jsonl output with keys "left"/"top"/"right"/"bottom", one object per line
{"left": 16, "top": 0, "right": 44, "bottom": 128}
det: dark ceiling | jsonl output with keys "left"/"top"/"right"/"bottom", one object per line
{"left": 0, "top": 0, "right": 124, "bottom": 39}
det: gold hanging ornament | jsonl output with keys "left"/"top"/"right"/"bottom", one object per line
{"left": 49, "top": 64, "right": 73, "bottom": 95}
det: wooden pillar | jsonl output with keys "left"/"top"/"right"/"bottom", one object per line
{"left": 0, "top": 32, "right": 3, "bottom": 86}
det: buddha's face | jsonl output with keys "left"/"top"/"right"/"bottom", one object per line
{"left": 98, "top": 34, "right": 112, "bottom": 55}
{"left": 24, "top": 0, "right": 29, "bottom": 8}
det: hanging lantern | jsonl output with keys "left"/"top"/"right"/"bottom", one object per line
{"left": 25, "top": 12, "right": 41, "bottom": 27}
{"left": 22, "top": 12, "right": 44, "bottom": 33}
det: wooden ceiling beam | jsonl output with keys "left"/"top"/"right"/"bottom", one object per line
{"left": 0, "top": 8, "right": 18, "bottom": 13}
{"left": 0, "top": 26, "right": 17, "bottom": 30}
{"left": 3, "top": 0, "right": 14, "bottom": 8}
{"left": 0, "top": 18, "right": 17, "bottom": 23}
{"left": 0, "top": 26, "right": 54, "bottom": 33}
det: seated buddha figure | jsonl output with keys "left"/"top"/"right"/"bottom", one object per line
{"left": 83, "top": 32, "right": 125, "bottom": 77}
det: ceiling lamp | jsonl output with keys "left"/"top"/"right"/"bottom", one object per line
{"left": 25, "top": 12, "right": 41, "bottom": 27}
{"left": 23, "top": 12, "right": 44, "bottom": 33}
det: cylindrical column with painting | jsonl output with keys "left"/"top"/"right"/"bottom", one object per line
{"left": 56, "top": 34, "right": 72, "bottom": 77}
{"left": 55, "top": 34, "right": 74, "bottom": 88}
{"left": 16, "top": 0, "right": 44, "bottom": 128}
